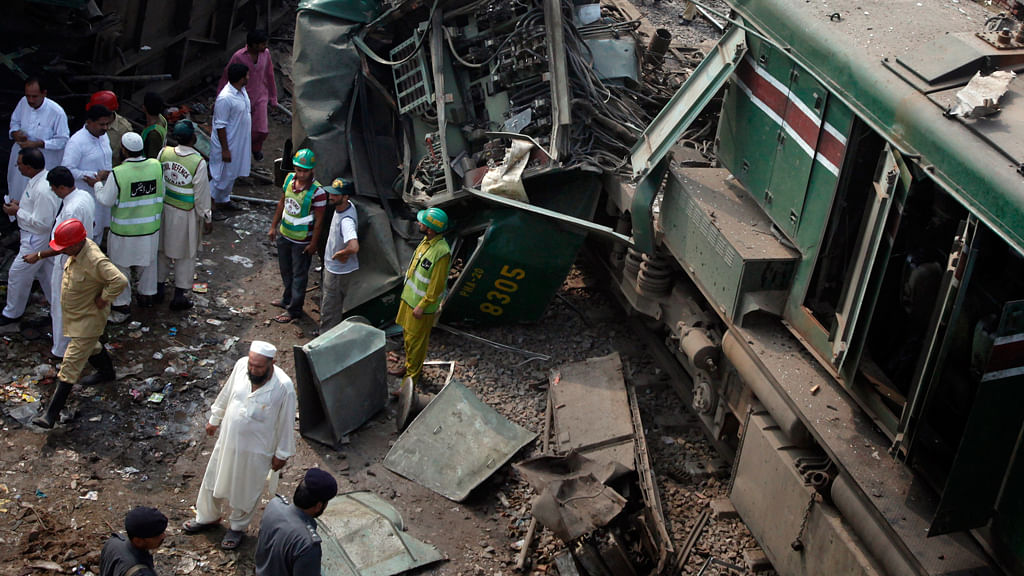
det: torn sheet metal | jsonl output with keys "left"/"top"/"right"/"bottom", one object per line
{"left": 294, "top": 319, "right": 387, "bottom": 448}
{"left": 480, "top": 140, "right": 532, "bottom": 202}
{"left": 318, "top": 491, "right": 445, "bottom": 576}
{"left": 516, "top": 452, "right": 632, "bottom": 542}
{"left": 383, "top": 380, "right": 536, "bottom": 501}
{"left": 950, "top": 70, "right": 1017, "bottom": 118}
{"left": 549, "top": 352, "right": 635, "bottom": 470}
{"left": 531, "top": 475, "right": 628, "bottom": 542}
{"left": 515, "top": 451, "right": 630, "bottom": 491}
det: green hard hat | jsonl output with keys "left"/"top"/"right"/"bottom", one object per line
{"left": 293, "top": 148, "right": 316, "bottom": 169}
{"left": 417, "top": 207, "right": 448, "bottom": 233}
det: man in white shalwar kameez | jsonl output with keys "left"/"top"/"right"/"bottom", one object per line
{"left": 95, "top": 132, "right": 164, "bottom": 316}
{"left": 0, "top": 148, "right": 58, "bottom": 330}
{"left": 209, "top": 63, "right": 252, "bottom": 218}
{"left": 157, "top": 120, "right": 211, "bottom": 311}
{"left": 183, "top": 340, "right": 295, "bottom": 550}
{"left": 6, "top": 77, "right": 68, "bottom": 203}
{"left": 63, "top": 105, "right": 113, "bottom": 243}
{"left": 21, "top": 167, "right": 94, "bottom": 358}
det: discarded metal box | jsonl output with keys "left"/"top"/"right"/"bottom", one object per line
{"left": 318, "top": 491, "right": 445, "bottom": 576}
{"left": 293, "top": 319, "right": 387, "bottom": 448}
{"left": 383, "top": 380, "right": 536, "bottom": 501}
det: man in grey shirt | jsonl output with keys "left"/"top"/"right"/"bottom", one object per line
{"left": 255, "top": 468, "right": 338, "bottom": 575}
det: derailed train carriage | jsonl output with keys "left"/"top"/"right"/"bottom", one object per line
{"left": 292, "top": 0, "right": 1024, "bottom": 574}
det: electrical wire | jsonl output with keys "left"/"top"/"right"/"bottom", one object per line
{"left": 354, "top": 0, "right": 441, "bottom": 67}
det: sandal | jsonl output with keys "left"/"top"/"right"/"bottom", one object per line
{"left": 221, "top": 529, "right": 244, "bottom": 550}
{"left": 182, "top": 519, "right": 219, "bottom": 534}
{"left": 270, "top": 300, "right": 287, "bottom": 309}
{"left": 273, "top": 313, "right": 295, "bottom": 324}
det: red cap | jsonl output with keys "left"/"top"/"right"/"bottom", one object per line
{"left": 86, "top": 90, "right": 118, "bottom": 112}
{"left": 50, "top": 218, "right": 87, "bottom": 251}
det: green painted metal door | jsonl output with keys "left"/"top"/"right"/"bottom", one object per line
{"left": 765, "top": 66, "right": 828, "bottom": 238}
{"left": 716, "top": 37, "right": 780, "bottom": 204}
{"left": 831, "top": 145, "right": 906, "bottom": 369}
{"left": 929, "top": 300, "right": 1024, "bottom": 536}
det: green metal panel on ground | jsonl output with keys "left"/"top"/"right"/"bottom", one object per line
{"left": 383, "top": 380, "right": 536, "bottom": 501}
{"left": 318, "top": 491, "right": 444, "bottom": 575}
{"left": 442, "top": 171, "right": 600, "bottom": 324}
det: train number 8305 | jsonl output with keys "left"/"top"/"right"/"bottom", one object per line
{"left": 479, "top": 265, "right": 525, "bottom": 316}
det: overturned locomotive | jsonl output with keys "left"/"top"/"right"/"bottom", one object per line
{"left": 292, "top": 0, "right": 1024, "bottom": 574}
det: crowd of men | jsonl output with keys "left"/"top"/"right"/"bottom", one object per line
{"left": 2, "top": 26, "right": 458, "bottom": 575}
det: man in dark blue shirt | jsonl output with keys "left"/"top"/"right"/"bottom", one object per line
{"left": 255, "top": 468, "right": 338, "bottom": 575}
{"left": 100, "top": 507, "right": 167, "bottom": 576}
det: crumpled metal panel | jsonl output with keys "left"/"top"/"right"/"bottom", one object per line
{"left": 298, "top": 0, "right": 382, "bottom": 24}
{"left": 318, "top": 491, "right": 445, "bottom": 576}
{"left": 383, "top": 380, "right": 536, "bottom": 501}
{"left": 549, "top": 352, "right": 635, "bottom": 471}
{"left": 294, "top": 320, "right": 387, "bottom": 447}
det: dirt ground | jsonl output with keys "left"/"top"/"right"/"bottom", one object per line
{"left": 0, "top": 7, "right": 761, "bottom": 576}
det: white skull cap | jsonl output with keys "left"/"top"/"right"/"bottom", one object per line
{"left": 250, "top": 340, "right": 277, "bottom": 358}
{"left": 121, "top": 132, "right": 144, "bottom": 153}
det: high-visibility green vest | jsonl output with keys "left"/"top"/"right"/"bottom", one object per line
{"left": 401, "top": 235, "right": 451, "bottom": 314}
{"left": 159, "top": 146, "right": 202, "bottom": 211}
{"left": 279, "top": 173, "right": 321, "bottom": 242}
{"left": 109, "top": 158, "right": 165, "bottom": 237}
{"left": 141, "top": 116, "right": 167, "bottom": 152}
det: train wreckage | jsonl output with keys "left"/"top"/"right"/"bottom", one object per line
{"left": 1, "top": 0, "right": 1021, "bottom": 574}
{"left": 289, "top": 0, "right": 1024, "bottom": 574}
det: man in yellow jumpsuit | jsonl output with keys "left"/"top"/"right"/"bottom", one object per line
{"left": 391, "top": 207, "right": 451, "bottom": 382}
{"left": 33, "top": 218, "right": 127, "bottom": 428}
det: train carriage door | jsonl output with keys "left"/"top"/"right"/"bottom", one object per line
{"left": 831, "top": 145, "right": 908, "bottom": 369}
{"left": 764, "top": 63, "right": 828, "bottom": 239}
{"left": 717, "top": 39, "right": 787, "bottom": 207}
{"left": 928, "top": 300, "right": 1024, "bottom": 536}
{"left": 717, "top": 37, "right": 829, "bottom": 240}
{"left": 894, "top": 216, "right": 979, "bottom": 456}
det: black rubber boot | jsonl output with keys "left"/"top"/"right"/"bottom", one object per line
{"left": 78, "top": 349, "right": 116, "bottom": 386}
{"left": 169, "top": 287, "right": 193, "bottom": 311}
{"left": 32, "top": 380, "right": 74, "bottom": 429}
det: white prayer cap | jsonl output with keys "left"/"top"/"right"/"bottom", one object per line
{"left": 121, "top": 132, "right": 144, "bottom": 153}
{"left": 250, "top": 340, "right": 277, "bottom": 358}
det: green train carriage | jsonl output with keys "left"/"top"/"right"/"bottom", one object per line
{"left": 610, "top": 0, "right": 1024, "bottom": 574}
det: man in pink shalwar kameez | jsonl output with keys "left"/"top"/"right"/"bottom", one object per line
{"left": 218, "top": 29, "right": 278, "bottom": 162}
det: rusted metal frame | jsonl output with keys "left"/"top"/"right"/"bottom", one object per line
{"left": 628, "top": 383, "right": 674, "bottom": 573}
{"left": 429, "top": 8, "right": 456, "bottom": 197}
{"left": 544, "top": 0, "right": 571, "bottom": 161}
{"left": 515, "top": 395, "right": 553, "bottom": 571}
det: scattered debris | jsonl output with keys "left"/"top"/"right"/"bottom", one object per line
{"left": 950, "top": 70, "right": 1016, "bottom": 118}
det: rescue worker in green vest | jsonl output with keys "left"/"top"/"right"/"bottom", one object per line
{"left": 268, "top": 148, "right": 327, "bottom": 323}
{"left": 389, "top": 207, "right": 452, "bottom": 382}
{"left": 140, "top": 92, "right": 167, "bottom": 160}
{"left": 95, "top": 132, "right": 165, "bottom": 319}
{"left": 157, "top": 120, "right": 212, "bottom": 311}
